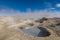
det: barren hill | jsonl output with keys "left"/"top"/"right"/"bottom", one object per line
{"left": 0, "top": 16, "right": 60, "bottom": 40}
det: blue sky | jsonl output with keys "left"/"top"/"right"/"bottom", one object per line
{"left": 0, "top": 0, "right": 60, "bottom": 12}
{"left": 0, "top": 0, "right": 60, "bottom": 18}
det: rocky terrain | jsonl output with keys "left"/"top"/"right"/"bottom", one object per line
{"left": 0, "top": 16, "right": 60, "bottom": 40}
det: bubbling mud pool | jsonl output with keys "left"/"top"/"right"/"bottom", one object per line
{"left": 19, "top": 27, "right": 51, "bottom": 37}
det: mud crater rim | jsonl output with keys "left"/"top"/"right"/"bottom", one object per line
{"left": 19, "top": 27, "right": 51, "bottom": 37}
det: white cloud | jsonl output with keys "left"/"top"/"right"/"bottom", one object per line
{"left": 56, "top": 4, "right": 60, "bottom": 7}
{"left": 50, "top": 8, "right": 55, "bottom": 10}
{"left": 0, "top": 7, "right": 60, "bottom": 19}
